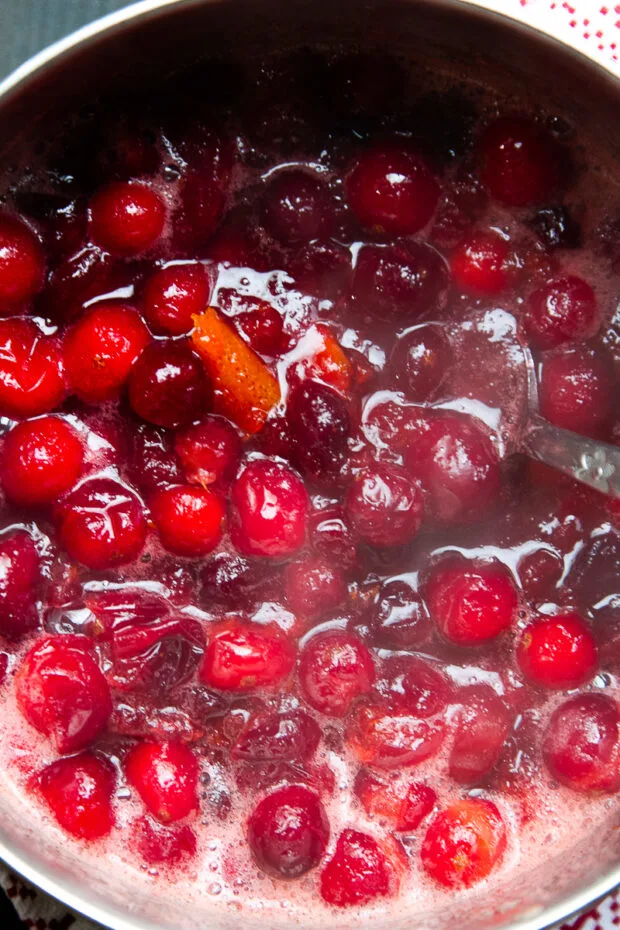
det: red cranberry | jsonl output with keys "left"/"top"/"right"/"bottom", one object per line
{"left": 38, "top": 752, "right": 116, "bottom": 840}
{"left": 451, "top": 231, "right": 509, "bottom": 295}
{"left": 261, "top": 170, "right": 335, "bottom": 244}
{"left": 289, "top": 239, "right": 351, "bottom": 300}
{"left": 517, "top": 613, "right": 597, "bottom": 689}
{"left": 1, "top": 416, "right": 83, "bottom": 506}
{"left": 133, "top": 816, "right": 197, "bottom": 866}
{"left": 175, "top": 414, "right": 241, "bottom": 487}
{"left": 128, "top": 342, "right": 210, "bottom": 429}
{"left": 449, "top": 685, "right": 512, "bottom": 785}
{"left": 151, "top": 485, "right": 224, "bottom": 557}
{"left": 370, "top": 579, "right": 432, "bottom": 649}
{"left": 285, "top": 557, "right": 347, "bottom": 619}
{"left": 0, "top": 529, "right": 41, "bottom": 639}
{"left": 142, "top": 263, "right": 212, "bottom": 335}
{"left": 350, "top": 242, "right": 448, "bottom": 320}
{"left": 55, "top": 477, "right": 147, "bottom": 570}
{"left": 199, "top": 622, "right": 295, "bottom": 692}
{"left": 543, "top": 693, "right": 620, "bottom": 792}
{"left": 298, "top": 632, "right": 374, "bottom": 717}
{"left": 345, "top": 463, "right": 424, "bottom": 548}
{"left": 424, "top": 558, "right": 518, "bottom": 645}
{"left": 232, "top": 709, "right": 320, "bottom": 762}
{"left": 230, "top": 459, "right": 309, "bottom": 558}
{"left": 517, "top": 546, "right": 563, "bottom": 600}
{"left": 128, "top": 422, "right": 182, "bottom": 495}
{"left": 477, "top": 117, "right": 561, "bottom": 206}
{"left": 0, "top": 215, "right": 45, "bottom": 310}
{"left": 200, "top": 552, "right": 269, "bottom": 607}
{"left": 347, "top": 699, "right": 445, "bottom": 768}
{"left": 248, "top": 785, "right": 329, "bottom": 878}
{"left": 41, "top": 245, "right": 113, "bottom": 323}
{"left": 308, "top": 507, "right": 357, "bottom": 572}
{"left": 288, "top": 381, "right": 350, "bottom": 482}
{"left": 524, "top": 276, "right": 600, "bottom": 349}
{"left": 125, "top": 740, "right": 199, "bottom": 822}
{"left": 0, "top": 319, "right": 65, "bottom": 419}
{"left": 320, "top": 829, "right": 395, "bottom": 907}
{"left": 390, "top": 325, "right": 452, "bottom": 402}
{"left": 354, "top": 770, "right": 436, "bottom": 831}
{"left": 346, "top": 142, "right": 439, "bottom": 236}
{"left": 90, "top": 181, "right": 165, "bottom": 254}
{"left": 16, "top": 635, "right": 112, "bottom": 752}
{"left": 538, "top": 347, "right": 613, "bottom": 438}
{"left": 236, "top": 302, "right": 286, "bottom": 356}
{"left": 377, "top": 655, "right": 450, "bottom": 718}
{"left": 175, "top": 133, "right": 233, "bottom": 247}
{"left": 421, "top": 799, "right": 506, "bottom": 887}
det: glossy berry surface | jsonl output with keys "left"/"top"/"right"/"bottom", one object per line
{"left": 1, "top": 416, "right": 84, "bottom": 506}
{"left": 0, "top": 319, "right": 65, "bottom": 419}
{"left": 125, "top": 741, "right": 199, "bottom": 822}
{"left": 151, "top": 485, "right": 225, "bottom": 556}
{"left": 350, "top": 242, "right": 448, "bottom": 320}
{"left": 142, "top": 263, "right": 211, "bottom": 335}
{"left": 230, "top": 459, "right": 309, "bottom": 558}
{"left": 0, "top": 215, "right": 45, "bottom": 310}
{"left": 345, "top": 463, "right": 424, "bottom": 547}
{"left": 261, "top": 170, "right": 335, "bottom": 244}
{"left": 448, "top": 685, "right": 512, "bottom": 785}
{"left": 354, "top": 771, "right": 436, "bottom": 831}
{"left": 38, "top": 752, "right": 116, "bottom": 840}
{"left": 390, "top": 325, "right": 452, "bottom": 402}
{"left": 284, "top": 556, "right": 347, "bottom": 619}
{"left": 538, "top": 347, "right": 613, "bottom": 438}
{"left": 0, "top": 530, "right": 42, "bottom": 639}
{"left": 524, "top": 276, "right": 600, "bottom": 349}
{"left": 248, "top": 785, "right": 329, "bottom": 878}
{"left": 477, "top": 117, "right": 560, "bottom": 206}
{"left": 451, "top": 231, "right": 508, "bottom": 295}
{"left": 175, "top": 414, "right": 241, "bottom": 487}
{"left": 421, "top": 799, "right": 506, "bottom": 887}
{"left": 517, "top": 613, "right": 598, "bottom": 689}
{"left": 199, "top": 622, "right": 295, "bottom": 691}
{"left": 90, "top": 181, "right": 165, "bottom": 254}
{"left": 543, "top": 694, "right": 620, "bottom": 792}
{"left": 129, "top": 341, "right": 209, "bottom": 429}
{"left": 298, "top": 632, "right": 375, "bottom": 717}
{"left": 320, "top": 829, "right": 394, "bottom": 906}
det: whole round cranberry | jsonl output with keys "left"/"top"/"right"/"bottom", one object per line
{"left": 289, "top": 239, "right": 351, "bottom": 300}
{"left": 0, "top": 214, "right": 45, "bottom": 310}
{"left": 151, "top": 485, "right": 225, "bottom": 557}
{"left": 0, "top": 319, "right": 65, "bottom": 419}
{"left": 477, "top": 116, "right": 561, "bottom": 206}
{"left": 1, "top": 416, "right": 84, "bottom": 506}
{"left": 543, "top": 693, "right": 620, "bottom": 792}
{"left": 261, "top": 170, "right": 335, "bottom": 244}
{"left": 347, "top": 699, "right": 445, "bottom": 768}
{"left": 16, "top": 635, "right": 112, "bottom": 752}
{"left": 55, "top": 477, "right": 147, "bottom": 570}
{"left": 230, "top": 459, "right": 309, "bottom": 558}
{"left": 38, "top": 752, "right": 116, "bottom": 840}
{"left": 451, "top": 231, "right": 509, "bottom": 295}
{"left": 142, "top": 263, "right": 212, "bottom": 335}
{"left": 285, "top": 557, "right": 347, "bottom": 619}
{"left": 200, "top": 621, "right": 295, "bottom": 691}
{"left": 320, "top": 829, "right": 393, "bottom": 907}
{"left": 390, "top": 325, "right": 452, "bottom": 402}
{"left": 200, "top": 551, "right": 268, "bottom": 607}
{"left": 128, "top": 422, "right": 182, "bottom": 496}
{"left": 125, "top": 740, "right": 198, "bottom": 823}
{"left": 421, "top": 799, "right": 506, "bottom": 888}
{"left": 345, "top": 463, "right": 424, "bottom": 548}
{"left": 524, "top": 276, "right": 600, "bottom": 350}
{"left": 232, "top": 709, "right": 320, "bottom": 763}
{"left": 128, "top": 342, "right": 210, "bottom": 429}
{"left": 0, "top": 529, "right": 41, "bottom": 639}
{"left": 288, "top": 381, "right": 350, "bottom": 482}
{"left": 236, "top": 302, "right": 286, "bottom": 356}
{"left": 350, "top": 242, "right": 449, "bottom": 320}
{"left": 449, "top": 685, "right": 512, "bottom": 785}
{"left": 377, "top": 655, "right": 451, "bottom": 718}
{"left": 538, "top": 347, "right": 613, "bottom": 438}
{"left": 248, "top": 785, "right": 329, "bottom": 878}
{"left": 64, "top": 303, "right": 150, "bottom": 404}
{"left": 133, "top": 817, "right": 197, "bottom": 867}
{"left": 404, "top": 415, "right": 501, "bottom": 524}
{"left": 354, "top": 770, "right": 436, "bottom": 832}
{"left": 309, "top": 507, "right": 357, "bottom": 572}
{"left": 90, "top": 181, "right": 165, "bottom": 254}
{"left": 517, "top": 613, "right": 597, "bottom": 689}
{"left": 175, "top": 414, "right": 241, "bottom": 487}
{"left": 298, "top": 632, "right": 374, "bottom": 717}
{"left": 369, "top": 579, "right": 432, "bottom": 649}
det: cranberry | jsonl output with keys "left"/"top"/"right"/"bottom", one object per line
{"left": 451, "top": 231, "right": 509, "bottom": 295}
{"left": 354, "top": 770, "right": 436, "bottom": 831}
{"left": 543, "top": 693, "right": 620, "bottom": 792}
{"left": 288, "top": 381, "right": 350, "bottom": 482}
{"left": 377, "top": 655, "right": 450, "bottom": 718}
{"left": 517, "top": 546, "right": 563, "bottom": 600}
{"left": 424, "top": 558, "right": 518, "bottom": 645}
{"left": 248, "top": 785, "right": 329, "bottom": 878}
{"left": 90, "top": 181, "right": 165, "bottom": 254}
{"left": 128, "top": 342, "right": 210, "bottom": 429}
{"left": 199, "top": 622, "right": 295, "bottom": 692}
{"left": 345, "top": 463, "right": 424, "bottom": 548}
{"left": 538, "top": 347, "right": 613, "bottom": 438}
{"left": 175, "top": 415, "right": 241, "bottom": 487}
{"left": 125, "top": 740, "right": 199, "bottom": 823}
{"left": 16, "top": 635, "right": 112, "bottom": 752}
{"left": 1, "top": 416, "right": 84, "bottom": 506}
{"left": 230, "top": 459, "right": 309, "bottom": 558}
{"left": 390, "top": 325, "right": 452, "bottom": 402}
{"left": 232, "top": 709, "right": 320, "bottom": 762}
{"left": 421, "top": 799, "right": 506, "bottom": 887}
{"left": 142, "top": 263, "right": 212, "bottom": 335}
{"left": 128, "top": 422, "right": 183, "bottom": 495}
{"left": 298, "top": 632, "right": 374, "bottom": 717}
{"left": 308, "top": 507, "right": 357, "bottom": 572}
{"left": 55, "top": 477, "right": 147, "bottom": 570}
{"left": 133, "top": 816, "right": 197, "bottom": 866}
{"left": 449, "top": 685, "right": 512, "bottom": 785}
{"left": 350, "top": 242, "right": 448, "bottom": 320}
{"left": 320, "top": 829, "right": 394, "bottom": 906}
{"left": 347, "top": 699, "right": 445, "bottom": 768}
{"left": 529, "top": 205, "right": 581, "bottom": 250}
{"left": 289, "top": 239, "right": 351, "bottom": 300}
{"left": 200, "top": 552, "right": 269, "bottom": 607}
{"left": 0, "top": 215, "right": 45, "bottom": 310}
{"left": 524, "top": 276, "right": 600, "bottom": 349}
{"left": 0, "top": 319, "right": 65, "bottom": 419}
{"left": 38, "top": 752, "right": 116, "bottom": 840}
{"left": 369, "top": 579, "right": 432, "bottom": 649}
{"left": 517, "top": 613, "right": 597, "bottom": 689}
{"left": 151, "top": 485, "right": 225, "bottom": 557}
{"left": 175, "top": 134, "right": 233, "bottom": 247}
{"left": 0, "top": 530, "right": 41, "bottom": 639}
{"left": 477, "top": 116, "right": 561, "bottom": 206}
{"left": 41, "top": 245, "right": 113, "bottom": 323}
{"left": 285, "top": 557, "right": 347, "bottom": 619}
{"left": 261, "top": 170, "right": 335, "bottom": 244}
{"left": 236, "top": 302, "right": 286, "bottom": 356}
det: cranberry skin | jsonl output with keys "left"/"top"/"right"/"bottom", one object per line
{"left": 288, "top": 381, "right": 350, "bottom": 481}
{"left": 477, "top": 117, "right": 560, "bottom": 206}
{"left": 538, "top": 347, "right": 613, "bottom": 438}
{"left": 16, "top": 635, "right": 112, "bottom": 753}
{"left": 230, "top": 459, "right": 309, "bottom": 558}
{"left": 41, "top": 245, "right": 112, "bottom": 324}
{"left": 320, "top": 829, "right": 393, "bottom": 907}
{"left": 90, "top": 181, "right": 165, "bottom": 254}
{"left": 232, "top": 709, "right": 320, "bottom": 763}
{"left": 248, "top": 785, "right": 329, "bottom": 878}
{"left": 200, "top": 622, "right": 295, "bottom": 692}
{"left": 289, "top": 239, "right": 351, "bottom": 301}
{"left": 370, "top": 579, "right": 432, "bottom": 649}
{"left": 285, "top": 557, "right": 347, "bottom": 619}
{"left": 151, "top": 485, "right": 224, "bottom": 557}
{"left": 142, "top": 263, "right": 211, "bottom": 336}
{"left": 125, "top": 741, "right": 199, "bottom": 823}
{"left": 236, "top": 302, "right": 286, "bottom": 356}
{"left": 350, "top": 242, "right": 448, "bottom": 320}
{"left": 128, "top": 422, "right": 182, "bottom": 495}
{"left": 543, "top": 693, "right": 620, "bottom": 792}
{"left": 38, "top": 752, "right": 116, "bottom": 840}
{"left": 261, "top": 170, "right": 335, "bottom": 245}
{"left": 128, "top": 342, "right": 210, "bottom": 429}
{"left": 347, "top": 700, "right": 445, "bottom": 769}
{"left": 390, "top": 325, "right": 452, "bottom": 402}
{"left": 0, "top": 530, "right": 41, "bottom": 639}
{"left": 298, "top": 632, "right": 374, "bottom": 717}
{"left": 345, "top": 464, "right": 424, "bottom": 548}
{"left": 354, "top": 771, "right": 436, "bottom": 831}
{"left": 133, "top": 817, "right": 197, "bottom": 866}
{"left": 0, "top": 319, "right": 65, "bottom": 419}
{"left": 451, "top": 231, "right": 509, "bottom": 295}
{"left": 404, "top": 415, "right": 501, "bottom": 524}
{"left": 0, "top": 215, "right": 45, "bottom": 309}
{"left": 200, "top": 552, "right": 268, "bottom": 607}
{"left": 529, "top": 205, "right": 581, "bottom": 251}
{"left": 64, "top": 303, "right": 150, "bottom": 404}
{"left": 56, "top": 477, "right": 147, "bottom": 570}
{"left": 377, "top": 655, "right": 450, "bottom": 718}
{"left": 424, "top": 559, "right": 518, "bottom": 645}
{"left": 524, "top": 276, "right": 600, "bottom": 350}
{"left": 1, "top": 416, "right": 84, "bottom": 506}
{"left": 421, "top": 799, "right": 506, "bottom": 888}
{"left": 309, "top": 507, "right": 357, "bottom": 572}
{"left": 175, "top": 415, "right": 241, "bottom": 487}
{"left": 346, "top": 142, "right": 439, "bottom": 236}
{"left": 517, "top": 613, "right": 598, "bottom": 689}
{"left": 449, "top": 685, "right": 512, "bottom": 785}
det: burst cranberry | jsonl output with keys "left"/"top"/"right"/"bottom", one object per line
{"left": 125, "top": 740, "right": 199, "bottom": 823}
{"left": 477, "top": 116, "right": 561, "bottom": 206}
{"left": 90, "top": 181, "right": 165, "bottom": 254}
{"left": 345, "top": 463, "right": 424, "bottom": 548}
{"left": 285, "top": 557, "right": 347, "bottom": 619}
{"left": 1, "top": 416, "right": 84, "bottom": 506}
{"left": 451, "top": 231, "right": 509, "bottom": 295}
{"left": 232, "top": 709, "right": 320, "bottom": 762}
{"left": 538, "top": 347, "right": 613, "bottom": 438}
{"left": 518, "top": 546, "right": 564, "bottom": 600}
{"left": 354, "top": 771, "right": 436, "bottom": 831}
{"left": 16, "top": 635, "right": 112, "bottom": 752}
{"left": 248, "top": 785, "right": 329, "bottom": 878}
{"left": 0, "top": 319, "right": 65, "bottom": 419}
{"left": 128, "top": 422, "right": 182, "bottom": 495}
{"left": 517, "top": 613, "right": 597, "bottom": 689}
{"left": 261, "top": 170, "right": 335, "bottom": 244}
{"left": 449, "top": 685, "right": 512, "bottom": 785}
{"left": 175, "top": 415, "right": 241, "bottom": 487}
{"left": 0, "top": 530, "right": 41, "bottom": 639}
{"left": 424, "top": 559, "right": 518, "bottom": 645}
{"left": 38, "top": 753, "right": 116, "bottom": 840}
{"left": 524, "top": 276, "right": 600, "bottom": 349}
{"left": 55, "top": 477, "right": 147, "bottom": 570}
{"left": 151, "top": 485, "right": 224, "bottom": 557}
{"left": 370, "top": 579, "right": 432, "bottom": 649}
{"left": 350, "top": 242, "right": 448, "bottom": 320}
{"left": 298, "top": 632, "right": 374, "bottom": 717}
{"left": 133, "top": 817, "right": 197, "bottom": 866}
{"left": 309, "top": 507, "right": 357, "bottom": 571}
{"left": 142, "top": 263, "right": 211, "bottom": 335}
{"left": 346, "top": 142, "right": 439, "bottom": 235}
{"left": 377, "top": 655, "right": 450, "bottom": 718}
{"left": 288, "top": 381, "right": 350, "bottom": 482}
{"left": 236, "top": 302, "right": 286, "bottom": 356}
{"left": 320, "top": 829, "right": 394, "bottom": 906}
{"left": 390, "top": 325, "right": 452, "bottom": 402}
{"left": 347, "top": 700, "right": 445, "bottom": 768}
{"left": 230, "top": 459, "right": 309, "bottom": 558}
{"left": 200, "top": 622, "right": 295, "bottom": 692}
{"left": 421, "top": 799, "right": 506, "bottom": 887}
{"left": 543, "top": 693, "right": 620, "bottom": 792}
{"left": 0, "top": 214, "right": 45, "bottom": 310}
{"left": 128, "top": 342, "right": 209, "bottom": 429}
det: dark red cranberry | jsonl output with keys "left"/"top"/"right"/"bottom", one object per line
{"left": 151, "top": 485, "right": 225, "bottom": 557}
{"left": 477, "top": 116, "right": 561, "bottom": 206}
{"left": 354, "top": 770, "right": 436, "bottom": 831}
{"left": 230, "top": 459, "right": 309, "bottom": 558}
{"left": 0, "top": 215, "right": 45, "bottom": 310}
{"left": 390, "top": 325, "right": 452, "bottom": 402}
{"left": 0, "top": 319, "right": 65, "bottom": 419}
{"left": 298, "top": 632, "right": 374, "bottom": 717}
{"left": 1, "top": 416, "right": 84, "bottom": 506}
{"left": 430, "top": 170, "right": 487, "bottom": 249}
{"left": 529, "top": 205, "right": 582, "bottom": 250}
{"left": 90, "top": 181, "right": 165, "bottom": 254}
{"left": 538, "top": 347, "right": 613, "bottom": 438}
{"left": 200, "top": 551, "right": 268, "bottom": 607}
{"left": 16, "top": 635, "right": 112, "bottom": 752}
{"left": 288, "top": 381, "right": 350, "bottom": 482}
{"left": 175, "top": 414, "right": 241, "bottom": 487}
{"left": 199, "top": 621, "right": 295, "bottom": 692}
{"left": 517, "top": 546, "right": 563, "bottom": 600}
{"left": 261, "top": 170, "right": 335, "bottom": 244}
{"left": 133, "top": 816, "right": 197, "bottom": 866}
{"left": 362, "top": 396, "right": 432, "bottom": 453}
{"left": 421, "top": 799, "right": 506, "bottom": 887}
{"left": 320, "top": 829, "right": 394, "bottom": 907}
{"left": 517, "top": 613, "right": 597, "bottom": 689}
{"left": 345, "top": 463, "right": 424, "bottom": 548}
{"left": 543, "top": 693, "right": 620, "bottom": 792}
{"left": 369, "top": 579, "right": 432, "bottom": 649}
{"left": 142, "top": 263, "right": 212, "bottom": 335}
{"left": 125, "top": 740, "right": 199, "bottom": 822}
{"left": 347, "top": 699, "right": 445, "bottom": 768}
{"left": 128, "top": 342, "right": 210, "bottom": 429}
{"left": 38, "top": 752, "right": 116, "bottom": 840}
{"left": 254, "top": 414, "right": 296, "bottom": 458}
{"left": 128, "top": 422, "right": 183, "bottom": 495}
{"left": 524, "top": 276, "right": 600, "bottom": 349}
{"left": 376, "top": 655, "right": 450, "bottom": 718}
{"left": 0, "top": 530, "right": 41, "bottom": 639}
{"left": 289, "top": 239, "right": 351, "bottom": 300}
{"left": 236, "top": 301, "right": 286, "bottom": 356}
{"left": 232, "top": 709, "right": 320, "bottom": 762}
{"left": 350, "top": 243, "right": 448, "bottom": 320}
{"left": 285, "top": 557, "right": 347, "bottom": 619}
{"left": 449, "top": 685, "right": 512, "bottom": 785}
{"left": 41, "top": 246, "right": 113, "bottom": 323}
{"left": 175, "top": 133, "right": 233, "bottom": 248}
{"left": 451, "top": 231, "right": 509, "bottom": 295}
{"left": 308, "top": 507, "right": 357, "bottom": 572}
{"left": 248, "top": 784, "right": 329, "bottom": 878}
